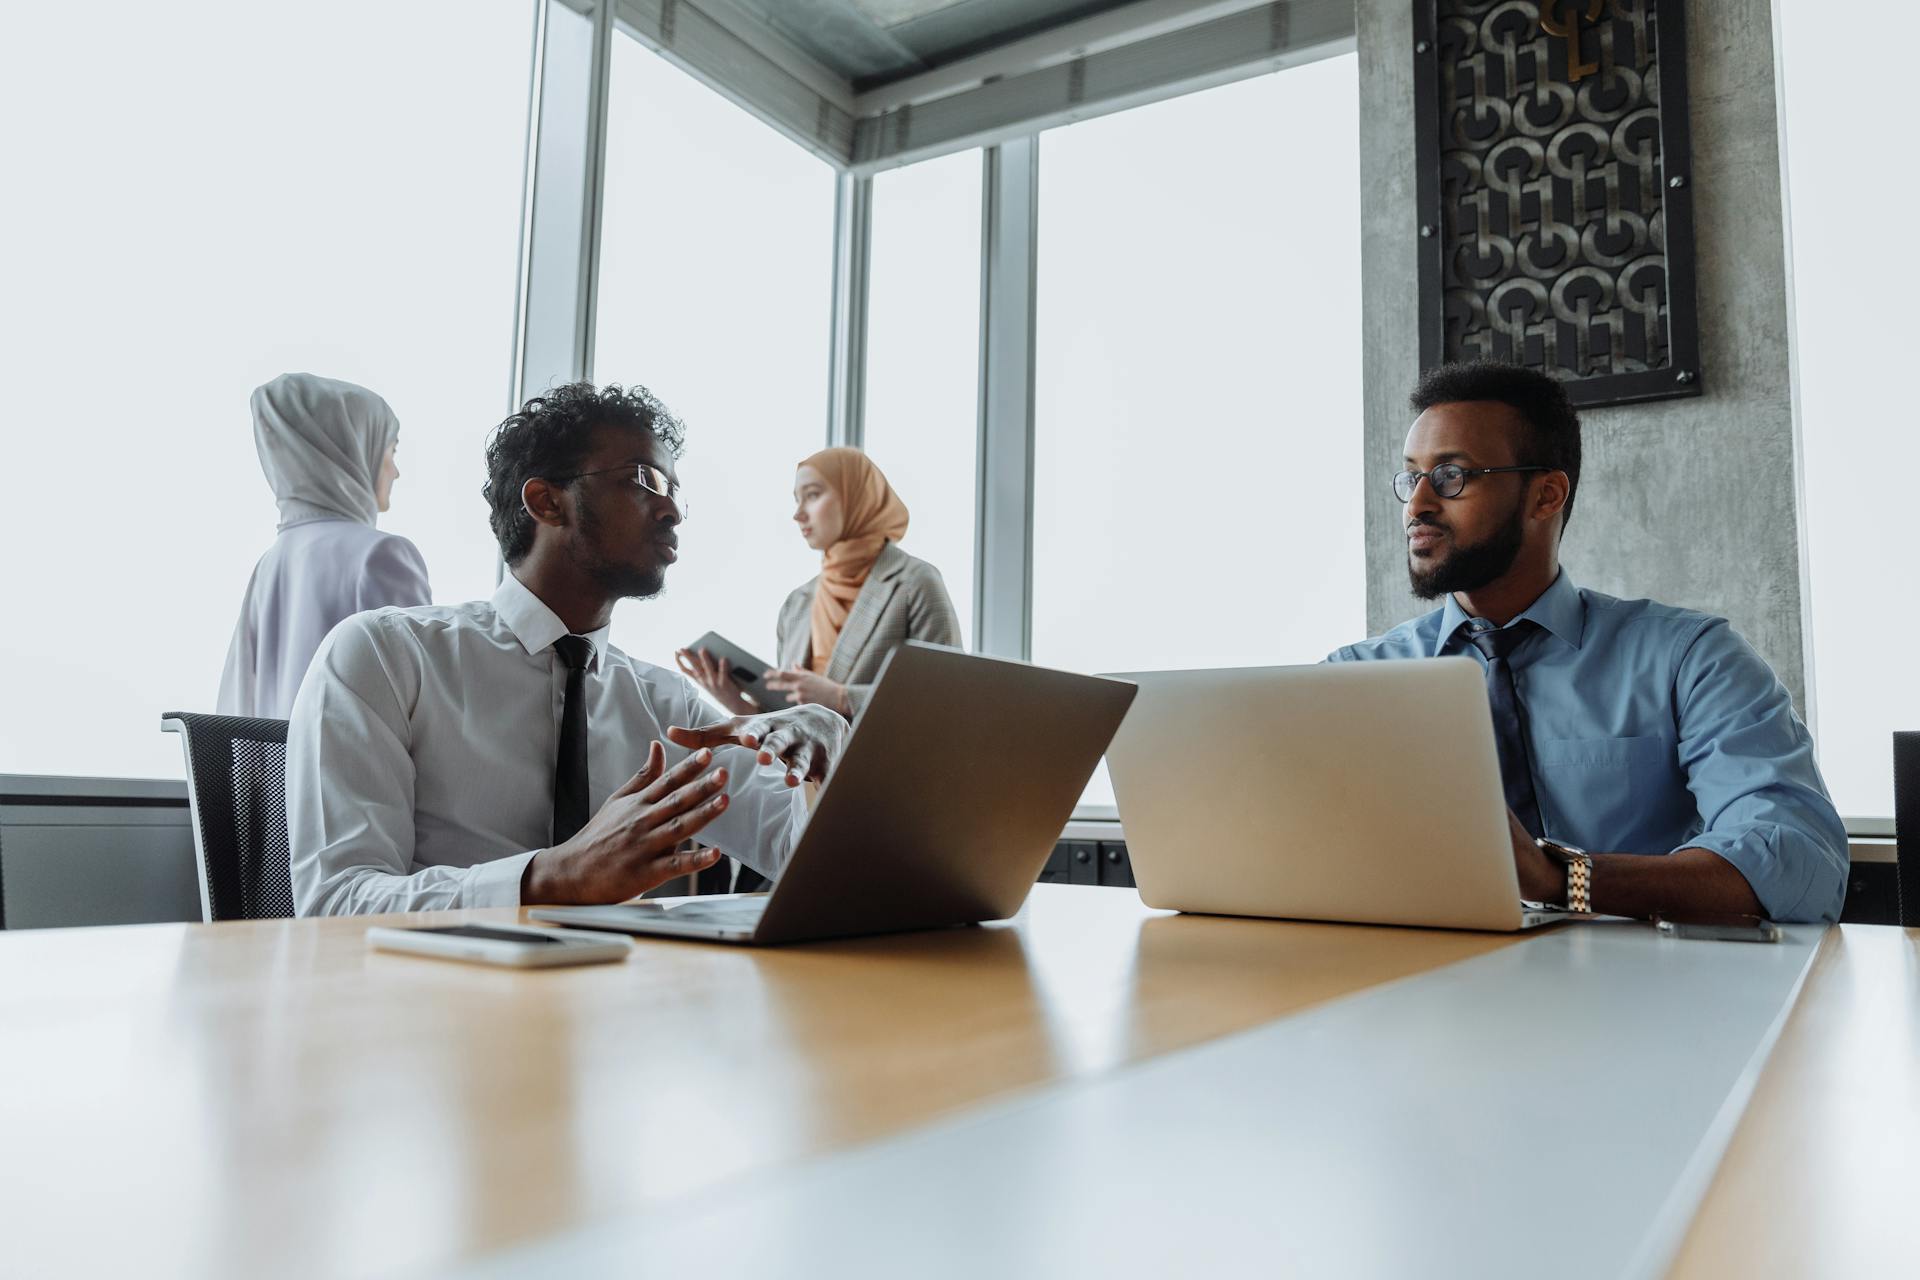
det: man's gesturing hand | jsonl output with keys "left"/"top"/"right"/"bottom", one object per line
{"left": 666, "top": 703, "right": 849, "bottom": 788}
{"left": 521, "top": 741, "right": 729, "bottom": 905}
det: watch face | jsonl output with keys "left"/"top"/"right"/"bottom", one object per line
{"left": 1535, "top": 837, "right": 1586, "bottom": 863}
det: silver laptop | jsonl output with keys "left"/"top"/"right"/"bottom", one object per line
{"left": 533, "top": 643, "right": 1137, "bottom": 945}
{"left": 1103, "top": 657, "right": 1573, "bottom": 932}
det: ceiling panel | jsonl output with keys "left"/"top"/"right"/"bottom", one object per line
{"left": 726, "top": 0, "right": 1142, "bottom": 89}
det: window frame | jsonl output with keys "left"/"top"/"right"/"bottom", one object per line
{"left": 521, "top": 0, "right": 1358, "bottom": 661}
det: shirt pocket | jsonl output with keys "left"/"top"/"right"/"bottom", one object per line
{"left": 1531, "top": 735, "right": 1676, "bottom": 841}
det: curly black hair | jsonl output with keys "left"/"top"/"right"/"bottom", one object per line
{"left": 484, "top": 382, "right": 687, "bottom": 565}
{"left": 1409, "top": 360, "right": 1582, "bottom": 528}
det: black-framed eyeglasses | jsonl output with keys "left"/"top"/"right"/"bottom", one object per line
{"left": 551, "top": 461, "right": 688, "bottom": 518}
{"left": 1392, "top": 463, "right": 1551, "bottom": 502}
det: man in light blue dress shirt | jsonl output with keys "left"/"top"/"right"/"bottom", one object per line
{"left": 1329, "top": 362, "right": 1847, "bottom": 923}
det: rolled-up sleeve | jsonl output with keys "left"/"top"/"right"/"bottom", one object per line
{"left": 1670, "top": 618, "right": 1849, "bottom": 922}
{"left": 287, "top": 614, "right": 536, "bottom": 915}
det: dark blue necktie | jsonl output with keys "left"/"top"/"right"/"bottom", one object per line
{"left": 552, "top": 635, "right": 593, "bottom": 845}
{"left": 1467, "top": 620, "right": 1542, "bottom": 839}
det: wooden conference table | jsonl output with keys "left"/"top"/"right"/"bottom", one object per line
{"left": 0, "top": 885, "right": 1913, "bottom": 1278}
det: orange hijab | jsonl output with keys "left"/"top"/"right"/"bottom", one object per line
{"left": 803, "top": 448, "right": 910, "bottom": 674}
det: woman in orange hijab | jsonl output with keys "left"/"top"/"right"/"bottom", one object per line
{"left": 679, "top": 447, "right": 961, "bottom": 719}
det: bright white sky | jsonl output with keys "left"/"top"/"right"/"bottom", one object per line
{"left": 1032, "top": 55, "right": 1366, "bottom": 677}
{"left": 1031, "top": 55, "right": 1366, "bottom": 807}
{"left": 1778, "top": 5, "right": 1917, "bottom": 817}
{"left": 865, "top": 149, "right": 985, "bottom": 642}
{"left": 593, "top": 33, "right": 833, "bottom": 674}
{"left": 0, "top": 0, "right": 531, "bottom": 779}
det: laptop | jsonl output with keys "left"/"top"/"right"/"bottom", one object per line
{"left": 1102, "top": 657, "right": 1575, "bottom": 932}
{"left": 533, "top": 643, "right": 1137, "bottom": 945}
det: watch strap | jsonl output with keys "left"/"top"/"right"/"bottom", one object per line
{"left": 1564, "top": 850, "right": 1592, "bottom": 913}
{"left": 1534, "top": 836, "right": 1594, "bottom": 913}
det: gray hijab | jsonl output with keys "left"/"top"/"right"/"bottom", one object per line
{"left": 252, "top": 372, "right": 400, "bottom": 530}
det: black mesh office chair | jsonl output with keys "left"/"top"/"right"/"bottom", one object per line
{"left": 1896, "top": 732, "right": 1920, "bottom": 928}
{"left": 161, "top": 712, "right": 294, "bottom": 922}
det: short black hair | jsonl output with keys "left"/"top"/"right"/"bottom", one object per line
{"left": 1409, "top": 361, "right": 1582, "bottom": 527}
{"left": 484, "top": 382, "right": 686, "bottom": 565}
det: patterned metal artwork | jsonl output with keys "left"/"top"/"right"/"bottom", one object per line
{"left": 1413, "top": 0, "right": 1700, "bottom": 407}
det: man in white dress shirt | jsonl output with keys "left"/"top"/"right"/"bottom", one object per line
{"left": 286, "top": 382, "right": 848, "bottom": 915}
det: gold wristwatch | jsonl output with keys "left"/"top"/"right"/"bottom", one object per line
{"left": 1534, "top": 837, "right": 1593, "bottom": 913}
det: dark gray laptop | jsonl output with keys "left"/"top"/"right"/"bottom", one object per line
{"left": 532, "top": 643, "right": 1136, "bottom": 945}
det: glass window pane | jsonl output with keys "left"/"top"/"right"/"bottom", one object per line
{"left": 862, "top": 150, "right": 984, "bottom": 642}
{"left": 1031, "top": 56, "right": 1365, "bottom": 808}
{"left": 593, "top": 36, "right": 834, "bottom": 675}
{"left": 0, "top": 0, "right": 532, "bottom": 779}
{"left": 1782, "top": 8, "right": 1919, "bottom": 819}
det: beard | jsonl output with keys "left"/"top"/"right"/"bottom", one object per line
{"left": 1407, "top": 496, "right": 1526, "bottom": 600}
{"left": 577, "top": 503, "right": 668, "bottom": 601}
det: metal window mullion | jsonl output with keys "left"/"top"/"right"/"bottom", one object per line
{"left": 511, "top": 0, "right": 617, "bottom": 411}
{"left": 508, "top": 0, "right": 551, "bottom": 415}
{"left": 827, "top": 171, "right": 872, "bottom": 448}
{"left": 575, "top": 0, "right": 617, "bottom": 384}
{"left": 974, "top": 137, "right": 1039, "bottom": 660}
{"left": 506, "top": 0, "right": 617, "bottom": 585}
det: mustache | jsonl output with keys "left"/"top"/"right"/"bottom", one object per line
{"left": 1406, "top": 515, "right": 1449, "bottom": 533}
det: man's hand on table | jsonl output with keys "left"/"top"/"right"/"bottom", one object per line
{"left": 1503, "top": 809, "right": 1772, "bottom": 920}
{"left": 1508, "top": 808, "right": 1565, "bottom": 905}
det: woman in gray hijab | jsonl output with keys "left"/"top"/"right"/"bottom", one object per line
{"left": 216, "top": 373, "right": 431, "bottom": 717}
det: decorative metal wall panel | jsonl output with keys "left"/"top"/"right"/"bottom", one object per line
{"left": 1413, "top": 0, "right": 1699, "bottom": 407}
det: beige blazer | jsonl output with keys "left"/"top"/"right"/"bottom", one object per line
{"left": 776, "top": 542, "right": 962, "bottom": 715}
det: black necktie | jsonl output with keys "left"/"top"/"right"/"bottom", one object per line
{"left": 552, "top": 634, "right": 592, "bottom": 846}
{"left": 1467, "top": 620, "right": 1542, "bottom": 839}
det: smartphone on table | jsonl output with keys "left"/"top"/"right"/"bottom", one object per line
{"left": 1652, "top": 913, "right": 1783, "bottom": 944}
{"left": 366, "top": 923, "right": 632, "bottom": 967}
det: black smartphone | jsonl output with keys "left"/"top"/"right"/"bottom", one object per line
{"left": 685, "top": 631, "right": 796, "bottom": 708}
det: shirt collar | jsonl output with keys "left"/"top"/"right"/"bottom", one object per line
{"left": 492, "top": 572, "right": 612, "bottom": 673}
{"left": 1438, "top": 570, "right": 1587, "bottom": 654}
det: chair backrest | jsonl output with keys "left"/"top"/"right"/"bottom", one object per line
{"left": 1896, "top": 732, "right": 1920, "bottom": 928}
{"left": 161, "top": 712, "right": 293, "bottom": 922}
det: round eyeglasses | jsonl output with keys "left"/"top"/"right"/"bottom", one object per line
{"left": 1392, "top": 463, "right": 1551, "bottom": 502}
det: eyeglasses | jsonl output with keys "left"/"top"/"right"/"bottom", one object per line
{"left": 552, "top": 461, "right": 688, "bottom": 518}
{"left": 1392, "top": 463, "right": 1551, "bottom": 502}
